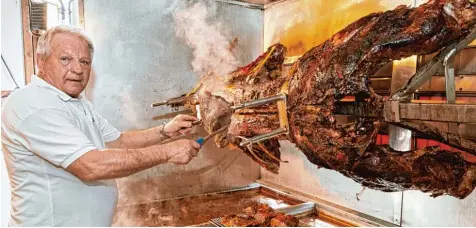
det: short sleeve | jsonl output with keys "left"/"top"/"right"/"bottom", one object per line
{"left": 91, "top": 109, "right": 121, "bottom": 142}
{"left": 16, "top": 108, "right": 97, "bottom": 168}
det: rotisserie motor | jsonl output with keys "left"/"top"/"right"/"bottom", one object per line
{"left": 184, "top": 0, "right": 476, "bottom": 199}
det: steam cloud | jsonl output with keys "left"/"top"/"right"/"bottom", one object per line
{"left": 172, "top": 1, "right": 239, "bottom": 77}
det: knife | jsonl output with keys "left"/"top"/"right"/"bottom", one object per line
{"left": 196, "top": 125, "right": 229, "bottom": 146}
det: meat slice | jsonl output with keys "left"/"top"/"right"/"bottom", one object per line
{"left": 221, "top": 203, "right": 300, "bottom": 227}
{"left": 221, "top": 214, "right": 258, "bottom": 227}
{"left": 270, "top": 213, "right": 300, "bottom": 227}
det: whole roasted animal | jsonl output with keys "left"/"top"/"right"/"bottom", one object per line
{"left": 177, "top": 0, "right": 476, "bottom": 199}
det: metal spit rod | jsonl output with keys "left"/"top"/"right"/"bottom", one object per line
{"left": 231, "top": 93, "right": 289, "bottom": 147}
{"left": 151, "top": 96, "right": 190, "bottom": 107}
{"left": 231, "top": 93, "right": 286, "bottom": 110}
{"left": 239, "top": 128, "right": 287, "bottom": 147}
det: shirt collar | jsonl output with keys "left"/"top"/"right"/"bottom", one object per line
{"left": 31, "top": 75, "right": 82, "bottom": 102}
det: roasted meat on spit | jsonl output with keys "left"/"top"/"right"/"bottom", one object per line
{"left": 167, "top": 0, "right": 476, "bottom": 199}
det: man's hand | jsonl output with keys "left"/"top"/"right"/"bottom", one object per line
{"left": 165, "top": 139, "right": 201, "bottom": 165}
{"left": 163, "top": 114, "right": 198, "bottom": 137}
{"left": 1, "top": 90, "right": 12, "bottom": 98}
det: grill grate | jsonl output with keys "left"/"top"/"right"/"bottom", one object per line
{"left": 209, "top": 217, "right": 224, "bottom": 227}
{"left": 209, "top": 214, "right": 247, "bottom": 227}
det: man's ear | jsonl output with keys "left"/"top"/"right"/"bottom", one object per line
{"left": 36, "top": 54, "right": 45, "bottom": 71}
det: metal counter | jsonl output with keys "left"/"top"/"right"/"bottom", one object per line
{"left": 113, "top": 182, "right": 381, "bottom": 227}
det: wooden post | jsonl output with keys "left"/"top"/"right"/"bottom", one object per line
{"left": 21, "top": 0, "right": 35, "bottom": 84}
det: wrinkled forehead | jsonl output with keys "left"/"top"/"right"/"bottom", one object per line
{"left": 50, "top": 32, "right": 91, "bottom": 56}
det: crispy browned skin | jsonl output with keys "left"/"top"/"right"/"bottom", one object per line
{"left": 270, "top": 213, "right": 299, "bottom": 227}
{"left": 221, "top": 214, "right": 257, "bottom": 227}
{"left": 196, "top": 0, "right": 476, "bottom": 199}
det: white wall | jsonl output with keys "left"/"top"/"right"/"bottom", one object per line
{"left": 1, "top": 0, "right": 26, "bottom": 226}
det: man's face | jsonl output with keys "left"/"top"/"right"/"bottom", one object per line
{"left": 37, "top": 32, "right": 92, "bottom": 98}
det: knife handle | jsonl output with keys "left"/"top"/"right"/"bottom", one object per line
{"left": 196, "top": 138, "right": 205, "bottom": 146}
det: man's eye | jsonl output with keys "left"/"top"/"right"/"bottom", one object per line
{"left": 81, "top": 60, "right": 90, "bottom": 66}
{"left": 60, "top": 57, "right": 70, "bottom": 63}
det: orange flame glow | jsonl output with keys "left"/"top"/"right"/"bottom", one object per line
{"left": 265, "top": 0, "right": 414, "bottom": 57}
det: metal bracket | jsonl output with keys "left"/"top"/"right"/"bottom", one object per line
{"left": 384, "top": 100, "right": 401, "bottom": 122}
{"left": 387, "top": 27, "right": 476, "bottom": 136}
{"left": 444, "top": 48, "right": 457, "bottom": 104}
{"left": 444, "top": 48, "right": 459, "bottom": 134}
{"left": 391, "top": 26, "right": 476, "bottom": 101}
{"left": 239, "top": 128, "right": 288, "bottom": 147}
{"left": 231, "top": 93, "right": 289, "bottom": 147}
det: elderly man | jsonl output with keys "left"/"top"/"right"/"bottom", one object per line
{"left": 1, "top": 25, "right": 201, "bottom": 226}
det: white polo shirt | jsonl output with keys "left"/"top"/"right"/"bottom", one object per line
{"left": 1, "top": 75, "right": 121, "bottom": 226}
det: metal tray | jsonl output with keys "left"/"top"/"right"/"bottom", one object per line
{"left": 113, "top": 183, "right": 304, "bottom": 227}
{"left": 208, "top": 202, "right": 316, "bottom": 227}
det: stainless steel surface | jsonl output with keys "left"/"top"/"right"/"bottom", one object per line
{"left": 391, "top": 26, "right": 476, "bottom": 101}
{"left": 388, "top": 124, "right": 412, "bottom": 151}
{"left": 393, "top": 120, "right": 476, "bottom": 155}
{"left": 257, "top": 179, "right": 397, "bottom": 227}
{"left": 84, "top": 0, "right": 263, "bottom": 206}
{"left": 29, "top": 2, "right": 47, "bottom": 33}
{"left": 418, "top": 48, "right": 476, "bottom": 76}
{"left": 444, "top": 48, "right": 457, "bottom": 104}
{"left": 389, "top": 57, "right": 416, "bottom": 152}
{"left": 259, "top": 141, "right": 403, "bottom": 225}
{"left": 387, "top": 56, "right": 415, "bottom": 152}
{"left": 401, "top": 190, "right": 476, "bottom": 227}
{"left": 418, "top": 75, "right": 476, "bottom": 93}
{"left": 276, "top": 202, "right": 315, "bottom": 216}
{"left": 396, "top": 103, "right": 476, "bottom": 123}
{"left": 209, "top": 217, "right": 225, "bottom": 227}
{"left": 444, "top": 49, "right": 458, "bottom": 133}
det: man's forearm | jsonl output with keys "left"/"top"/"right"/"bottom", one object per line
{"left": 109, "top": 114, "right": 198, "bottom": 149}
{"left": 114, "top": 125, "right": 168, "bottom": 149}
{"left": 67, "top": 144, "right": 170, "bottom": 181}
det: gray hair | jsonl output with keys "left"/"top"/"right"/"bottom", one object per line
{"left": 36, "top": 25, "right": 94, "bottom": 59}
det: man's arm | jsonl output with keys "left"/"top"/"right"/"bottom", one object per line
{"left": 67, "top": 139, "right": 200, "bottom": 181}
{"left": 106, "top": 114, "right": 198, "bottom": 149}
{"left": 12, "top": 108, "right": 201, "bottom": 181}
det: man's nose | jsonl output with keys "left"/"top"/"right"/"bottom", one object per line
{"left": 71, "top": 60, "right": 83, "bottom": 75}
